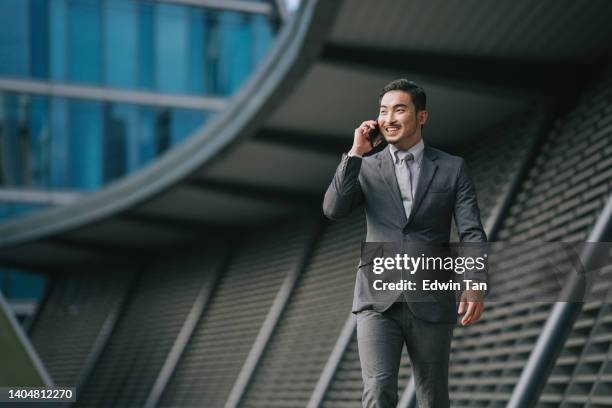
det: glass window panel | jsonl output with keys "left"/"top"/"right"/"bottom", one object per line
{"left": 155, "top": 108, "right": 172, "bottom": 154}
{"left": 0, "top": 93, "right": 28, "bottom": 186}
{"left": 6, "top": 203, "right": 47, "bottom": 220}
{"left": 49, "top": 0, "right": 67, "bottom": 80}
{"left": 67, "top": 0, "right": 101, "bottom": 83}
{"left": 205, "top": 10, "right": 221, "bottom": 95}
{"left": 0, "top": 0, "right": 29, "bottom": 77}
{"left": 217, "top": 11, "right": 251, "bottom": 96}
{"left": 189, "top": 8, "right": 207, "bottom": 94}
{"left": 250, "top": 14, "right": 274, "bottom": 69}
{"left": 138, "top": 2, "right": 155, "bottom": 89}
{"left": 7, "top": 269, "right": 45, "bottom": 299}
{"left": 49, "top": 97, "right": 68, "bottom": 187}
{"left": 104, "top": 0, "right": 137, "bottom": 88}
{"left": 138, "top": 106, "right": 157, "bottom": 165}
{"left": 30, "top": 0, "right": 49, "bottom": 79}
{"left": 0, "top": 203, "right": 9, "bottom": 222}
{"left": 155, "top": 4, "right": 188, "bottom": 93}
{"left": 103, "top": 103, "right": 139, "bottom": 182}
{"left": 29, "top": 96, "right": 51, "bottom": 188}
{"left": 170, "top": 109, "right": 207, "bottom": 146}
{"left": 68, "top": 99, "right": 102, "bottom": 190}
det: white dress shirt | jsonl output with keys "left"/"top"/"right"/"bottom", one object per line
{"left": 389, "top": 139, "right": 425, "bottom": 220}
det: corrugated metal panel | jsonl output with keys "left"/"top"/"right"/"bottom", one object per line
{"left": 330, "top": 0, "right": 612, "bottom": 61}
{"left": 241, "top": 210, "right": 365, "bottom": 408}
{"left": 75, "top": 251, "right": 223, "bottom": 407}
{"left": 29, "top": 268, "right": 132, "bottom": 387}
{"left": 159, "top": 220, "right": 310, "bottom": 407}
{"left": 449, "top": 69, "right": 612, "bottom": 407}
{"left": 537, "top": 74, "right": 612, "bottom": 408}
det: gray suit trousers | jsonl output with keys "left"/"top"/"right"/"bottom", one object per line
{"left": 356, "top": 301, "right": 454, "bottom": 408}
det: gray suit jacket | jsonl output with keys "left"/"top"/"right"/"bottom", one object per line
{"left": 322, "top": 142, "right": 488, "bottom": 323}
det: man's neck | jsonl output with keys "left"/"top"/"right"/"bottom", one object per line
{"left": 393, "top": 135, "right": 423, "bottom": 151}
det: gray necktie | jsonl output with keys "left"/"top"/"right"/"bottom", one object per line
{"left": 403, "top": 153, "right": 415, "bottom": 201}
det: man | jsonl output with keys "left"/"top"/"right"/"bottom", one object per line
{"left": 322, "top": 79, "right": 487, "bottom": 407}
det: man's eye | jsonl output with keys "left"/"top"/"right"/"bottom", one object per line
{"left": 397, "top": 109, "right": 405, "bottom": 113}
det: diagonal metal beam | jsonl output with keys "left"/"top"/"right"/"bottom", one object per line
{"left": 74, "top": 269, "right": 139, "bottom": 394}
{"left": 307, "top": 312, "right": 356, "bottom": 408}
{"left": 0, "top": 289, "right": 53, "bottom": 387}
{"left": 507, "top": 191, "right": 612, "bottom": 408}
{"left": 225, "top": 217, "right": 323, "bottom": 408}
{"left": 144, "top": 247, "right": 230, "bottom": 408}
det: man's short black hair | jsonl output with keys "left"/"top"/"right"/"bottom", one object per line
{"left": 379, "top": 79, "right": 426, "bottom": 112}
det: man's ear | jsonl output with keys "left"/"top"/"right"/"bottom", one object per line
{"left": 418, "top": 110, "right": 428, "bottom": 125}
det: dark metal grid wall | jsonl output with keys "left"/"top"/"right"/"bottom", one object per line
{"left": 537, "top": 73, "right": 612, "bottom": 408}
{"left": 75, "top": 251, "right": 223, "bottom": 407}
{"left": 448, "top": 70, "right": 612, "bottom": 407}
{"left": 158, "top": 221, "right": 311, "bottom": 407}
{"left": 240, "top": 210, "right": 365, "bottom": 408}
{"left": 29, "top": 268, "right": 133, "bottom": 387}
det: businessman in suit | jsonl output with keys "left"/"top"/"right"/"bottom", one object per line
{"left": 322, "top": 79, "right": 488, "bottom": 407}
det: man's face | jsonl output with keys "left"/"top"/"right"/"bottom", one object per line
{"left": 378, "top": 90, "right": 427, "bottom": 146}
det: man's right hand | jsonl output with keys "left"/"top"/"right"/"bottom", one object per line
{"left": 349, "top": 120, "right": 382, "bottom": 157}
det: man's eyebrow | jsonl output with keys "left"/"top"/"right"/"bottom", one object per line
{"left": 379, "top": 104, "right": 409, "bottom": 109}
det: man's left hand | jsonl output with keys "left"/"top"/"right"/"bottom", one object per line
{"left": 458, "top": 289, "right": 484, "bottom": 326}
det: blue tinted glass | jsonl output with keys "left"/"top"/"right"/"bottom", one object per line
{"left": 49, "top": 0, "right": 67, "bottom": 80}
{"left": 0, "top": 204, "right": 8, "bottom": 221}
{"left": 7, "top": 203, "right": 47, "bottom": 219}
{"left": 68, "top": 99, "right": 102, "bottom": 189}
{"left": 7, "top": 269, "right": 46, "bottom": 299}
{"left": 138, "top": 106, "right": 157, "bottom": 165}
{"left": 250, "top": 14, "right": 274, "bottom": 68}
{"left": 156, "top": 4, "right": 188, "bottom": 93}
{"left": 103, "top": 103, "right": 139, "bottom": 181}
{"left": 29, "top": 96, "right": 50, "bottom": 188}
{"left": 30, "top": 0, "right": 49, "bottom": 79}
{"left": 0, "top": 0, "right": 29, "bottom": 77}
{"left": 170, "top": 109, "right": 207, "bottom": 145}
{"left": 217, "top": 11, "right": 251, "bottom": 95}
{"left": 189, "top": 8, "right": 207, "bottom": 94}
{"left": 138, "top": 2, "right": 155, "bottom": 89}
{"left": 0, "top": 270, "right": 10, "bottom": 295}
{"left": 104, "top": 0, "right": 137, "bottom": 88}
{"left": 155, "top": 109, "right": 172, "bottom": 154}
{"left": 49, "top": 97, "right": 68, "bottom": 187}
{"left": 205, "top": 10, "right": 220, "bottom": 95}
{"left": 67, "top": 0, "right": 101, "bottom": 83}
{"left": 0, "top": 93, "right": 26, "bottom": 186}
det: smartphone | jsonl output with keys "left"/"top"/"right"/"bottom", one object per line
{"left": 365, "top": 122, "right": 386, "bottom": 156}
{"left": 367, "top": 123, "right": 380, "bottom": 145}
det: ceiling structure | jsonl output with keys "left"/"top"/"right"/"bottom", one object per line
{"left": 1, "top": 0, "right": 611, "bottom": 270}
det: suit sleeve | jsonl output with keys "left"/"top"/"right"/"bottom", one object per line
{"left": 454, "top": 158, "right": 487, "bottom": 243}
{"left": 322, "top": 153, "right": 365, "bottom": 220}
{"left": 453, "top": 158, "right": 489, "bottom": 296}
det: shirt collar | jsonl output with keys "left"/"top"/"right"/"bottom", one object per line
{"left": 389, "top": 138, "right": 425, "bottom": 165}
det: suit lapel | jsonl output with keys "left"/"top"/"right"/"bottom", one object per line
{"left": 377, "top": 145, "right": 408, "bottom": 225}
{"left": 405, "top": 145, "right": 438, "bottom": 226}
